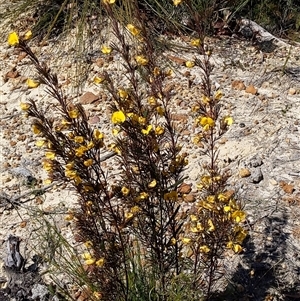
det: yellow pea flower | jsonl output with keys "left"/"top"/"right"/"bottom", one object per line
{"left": 121, "top": 186, "right": 130, "bottom": 196}
{"left": 155, "top": 126, "right": 164, "bottom": 135}
{"left": 84, "top": 241, "right": 93, "bottom": 248}
{"left": 26, "top": 78, "right": 40, "bottom": 88}
{"left": 207, "top": 219, "right": 215, "bottom": 232}
{"left": 24, "top": 30, "right": 32, "bottom": 40}
{"left": 45, "top": 151, "right": 56, "bottom": 160}
{"left": 135, "top": 55, "right": 149, "bottom": 66}
{"left": 153, "top": 67, "right": 160, "bottom": 76}
{"left": 68, "top": 110, "right": 79, "bottom": 119}
{"left": 111, "top": 111, "right": 126, "bottom": 124}
{"left": 202, "top": 95, "right": 210, "bottom": 104}
{"left": 170, "top": 237, "right": 177, "bottom": 245}
{"left": 141, "top": 125, "right": 153, "bottom": 135}
{"left": 112, "top": 128, "right": 120, "bottom": 136}
{"left": 231, "top": 210, "right": 246, "bottom": 223}
{"left": 148, "top": 96, "right": 157, "bottom": 106}
{"left": 214, "top": 90, "right": 223, "bottom": 100}
{"left": 190, "top": 215, "right": 198, "bottom": 222}
{"left": 87, "top": 141, "right": 95, "bottom": 149}
{"left": 185, "top": 61, "right": 195, "bottom": 68}
{"left": 103, "top": 0, "right": 115, "bottom": 3}
{"left": 93, "top": 129, "right": 104, "bottom": 140}
{"left": 118, "top": 89, "right": 128, "bottom": 99}
{"left": 224, "top": 116, "right": 234, "bottom": 126}
{"left": 42, "top": 160, "right": 53, "bottom": 172}
{"left": 96, "top": 258, "right": 105, "bottom": 267}
{"left": 65, "top": 213, "right": 74, "bottom": 221}
{"left": 173, "top": 0, "right": 183, "bottom": 6}
{"left": 233, "top": 244, "right": 243, "bottom": 253}
{"left": 93, "top": 76, "right": 104, "bottom": 84}
{"left": 32, "top": 124, "right": 42, "bottom": 134}
{"left": 190, "top": 38, "right": 201, "bottom": 47}
{"left": 199, "top": 245, "right": 210, "bottom": 253}
{"left": 75, "top": 145, "right": 88, "bottom": 157}
{"left": 20, "top": 102, "right": 30, "bottom": 110}
{"left": 156, "top": 106, "right": 165, "bottom": 116}
{"left": 139, "top": 192, "right": 149, "bottom": 200}
{"left": 84, "top": 159, "right": 93, "bottom": 167}
{"left": 85, "top": 258, "right": 96, "bottom": 265}
{"left": 182, "top": 237, "right": 191, "bottom": 244}
{"left": 199, "top": 116, "right": 215, "bottom": 131}
{"left": 126, "top": 24, "right": 141, "bottom": 36}
{"left": 138, "top": 116, "right": 146, "bottom": 125}
{"left": 43, "top": 178, "right": 52, "bottom": 185}
{"left": 74, "top": 136, "right": 84, "bottom": 143}
{"left": 101, "top": 45, "right": 112, "bottom": 54}
{"left": 125, "top": 212, "right": 134, "bottom": 219}
{"left": 36, "top": 140, "right": 45, "bottom": 147}
{"left": 8, "top": 32, "right": 19, "bottom": 46}
{"left": 148, "top": 179, "right": 157, "bottom": 188}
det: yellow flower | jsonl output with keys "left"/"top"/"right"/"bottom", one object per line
{"left": 65, "top": 162, "right": 74, "bottom": 170}
{"left": 75, "top": 145, "right": 88, "bottom": 157}
{"left": 202, "top": 95, "right": 210, "bottom": 104}
{"left": 101, "top": 45, "right": 112, "bottom": 54}
{"left": 103, "top": 0, "right": 115, "bottom": 3}
{"left": 42, "top": 160, "right": 53, "bottom": 172}
{"left": 61, "top": 119, "right": 71, "bottom": 126}
{"left": 130, "top": 206, "right": 140, "bottom": 214}
{"left": 68, "top": 109, "right": 79, "bottom": 119}
{"left": 45, "top": 151, "right": 56, "bottom": 160}
{"left": 20, "top": 102, "right": 30, "bottom": 110}
{"left": 74, "top": 136, "right": 84, "bottom": 143}
{"left": 207, "top": 195, "right": 215, "bottom": 203}
{"left": 65, "top": 169, "right": 77, "bottom": 179}
{"left": 118, "top": 89, "right": 128, "bottom": 99}
{"left": 121, "top": 186, "right": 130, "bottom": 196}
{"left": 148, "top": 179, "right": 157, "bottom": 188}
{"left": 36, "top": 140, "right": 45, "bottom": 147}
{"left": 199, "top": 116, "right": 215, "bottom": 131}
{"left": 43, "top": 178, "right": 52, "bottom": 185}
{"left": 26, "top": 78, "right": 40, "bottom": 88}
{"left": 87, "top": 141, "right": 95, "bottom": 149}
{"left": 141, "top": 125, "right": 152, "bottom": 135}
{"left": 32, "top": 124, "right": 42, "bottom": 135}
{"left": 111, "top": 111, "right": 126, "bottom": 124}
{"left": 135, "top": 55, "right": 148, "bottom": 66}
{"left": 164, "top": 191, "right": 178, "bottom": 201}
{"left": 173, "top": 0, "right": 183, "bottom": 6}
{"left": 126, "top": 24, "right": 141, "bottom": 36}
{"left": 112, "top": 128, "right": 120, "bottom": 136}
{"left": 190, "top": 215, "right": 198, "bottom": 222}
{"left": 190, "top": 38, "right": 201, "bottom": 47}
{"left": 138, "top": 116, "right": 146, "bottom": 125}
{"left": 96, "top": 258, "right": 105, "bottom": 267}
{"left": 8, "top": 32, "right": 19, "bottom": 46}
{"left": 148, "top": 96, "right": 157, "bottom": 106}
{"left": 214, "top": 90, "right": 223, "bottom": 100}
{"left": 233, "top": 244, "right": 243, "bottom": 253}
{"left": 85, "top": 258, "right": 96, "bottom": 265}
{"left": 207, "top": 219, "right": 215, "bottom": 232}
{"left": 199, "top": 245, "right": 210, "bottom": 253}
{"left": 84, "top": 159, "right": 93, "bottom": 167}
{"left": 224, "top": 116, "right": 234, "bottom": 126}
{"left": 182, "top": 237, "right": 191, "bottom": 244}
{"left": 155, "top": 126, "right": 164, "bottom": 135}
{"left": 93, "top": 76, "right": 104, "bottom": 84}
{"left": 185, "top": 61, "right": 195, "bottom": 68}
{"left": 84, "top": 241, "right": 93, "bottom": 248}
{"left": 156, "top": 106, "right": 164, "bottom": 116}
{"left": 170, "top": 237, "right": 177, "bottom": 245}
{"left": 93, "top": 129, "right": 104, "bottom": 140}
{"left": 125, "top": 212, "right": 134, "bottom": 219}
{"left": 153, "top": 67, "right": 160, "bottom": 76}
{"left": 224, "top": 206, "right": 231, "bottom": 212}
{"left": 24, "top": 30, "right": 32, "bottom": 40}
{"left": 65, "top": 213, "right": 74, "bottom": 221}
{"left": 231, "top": 210, "right": 246, "bottom": 223}
{"left": 139, "top": 192, "right": 149, "bottom": 199}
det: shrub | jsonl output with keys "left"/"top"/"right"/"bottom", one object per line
{"left": 7, "top": 0, "right": 247, "bottom": 299}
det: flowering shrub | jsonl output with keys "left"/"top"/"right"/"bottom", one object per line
{"left": 8, "top": 0, "right": 247, "bottom": 299}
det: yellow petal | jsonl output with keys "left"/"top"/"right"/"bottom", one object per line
{"left": 190, "top": 38, "right": 201, "bottom": 47}
{"left": 96, "top": 258, "right": 105, "bottom": 267}
{"left": 135, "top": 55, "right": 148, "bottom": 66}
{"left": 199, "top": 245, "right": 210, "bottom": 253}
{"left": 26, "top": 78, "right": 40, "bottom": 88}
{"left": 148, "top": 179, "right": 157, "bottom": 188}
{"left": 101, "top": 45, "right": 112, "bottom": 54}
{"left": 20, "top": 102, "right": 30, "bottom": 110}
{"left": 233, "top": 244, "right": 243, "bottom": 253}
{"left": 111, "top": 111, "right": 126, "bottom": 124}
{"left": 84, "top": 159, "right": 93, "bottom": 167}
{"left": 45, "top": 151, "right": 56, "bottom": 159}
{"left": 121, "top": 186, "right": 130, "bottom": 196}
{"left": 93, "top": 76, "right": 104, "bottom": 84}
{"left": 126, "top": 24, "right": 141, "bottom": 36}
{"left": 8, "top": 32, "right": 19, "bottom": 46}
{"left": 185, "top": 61, "right": 195, "bottom": 68}
{"left": 24, "top": 30, "right": 32, "bottom": 40}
